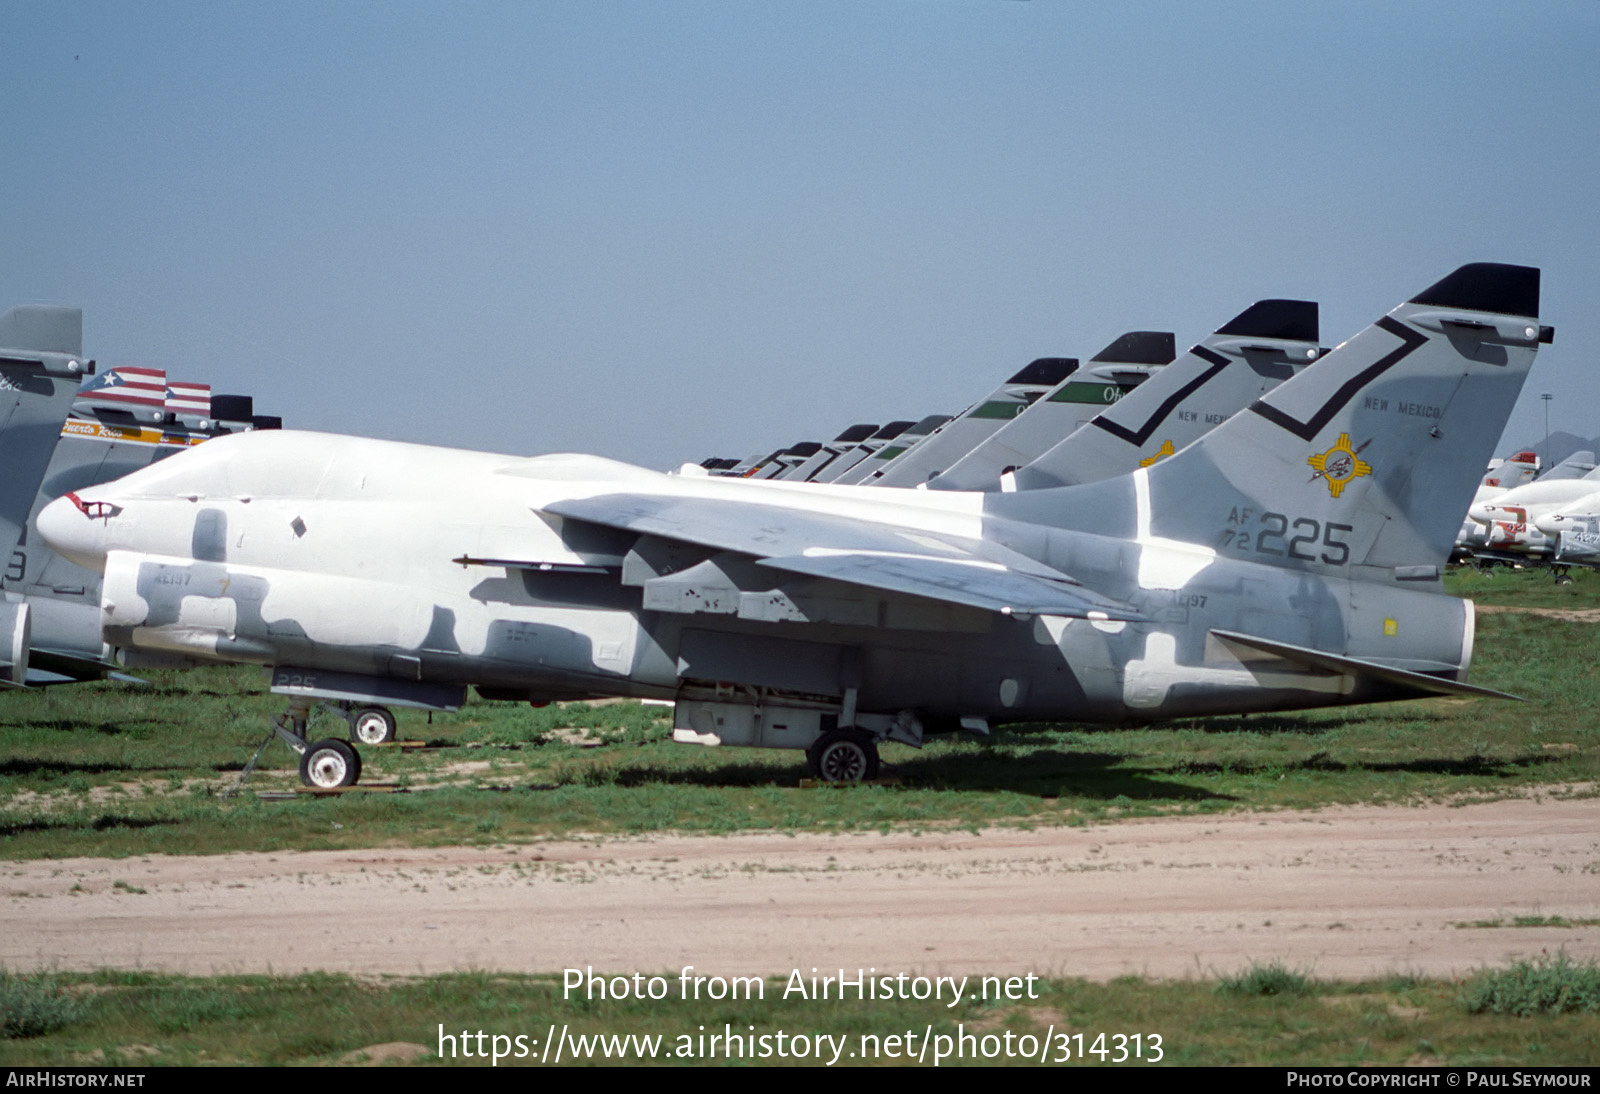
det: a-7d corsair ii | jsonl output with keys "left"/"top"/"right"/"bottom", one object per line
{"left": 39, "top": 264, "right": 1549, "bottom": 787}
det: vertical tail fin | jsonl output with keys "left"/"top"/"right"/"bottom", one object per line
{"left": 811, "top": 420, "right": 914, "bottom": 483}
{"left": 996, "top": 264, "right": 1547, "bottom": 581}
{"left": 1531, "top": 449, "right": 1595, "bottom": 482}
{"left": 929, "top": 333, "right": 1177, "bottom": 491}
{"left": 862, "top": 358, "right": 1078, "bottom": 486}
{"left": 0, "top": 305, "right": 81, "bottom": 357}
{"left": 1009, "top": 303, "right": 1321, "bottom": 491}
{"left": 836, "top": 413, "right": 954, "bottom": 484}
{"left": 0, "top": 305, "right": 91, "bottom": 566}
{"left": 788, "top": 423, "right": 879, "bottom": 481}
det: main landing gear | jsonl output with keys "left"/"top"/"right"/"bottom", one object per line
{"left": 222, "top": 697, "right": 400, "bottom": 794}
{"left": 806, "top": 728, "right": 880, "bottom": 783}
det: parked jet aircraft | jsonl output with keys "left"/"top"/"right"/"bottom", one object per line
{"left": 1546, "top": 514, "right": 1600, "bottom": 572}
{"left": 1462, "top": 454, "right": 1600, "bottom": 569}
{"left": 5, "top": 376, "right": 280, "bottom": 686}
{"left": 927, "top": 332, "right": 1177, "bottom": 492}
{"left": 809, "top": 420, "right": 914, "bottom": 483}
{"left": 39, "top": 264, "right": 1548, "bottom": 788}
{"left": 849, "top": 358, "right": 1079, "bottom": 486}
{"left": 997, "top": 303, "right": 1323, "bottom": 493}
{"left": 0, "top": 305, "right": 92, "bottom": 686}
{"left": 779, "top": 424, "right": 879, "bottom": 482}
{"left": 833, "top": 413, "right": 956, "bottom": 485}
{"left": 1450, "top": 451, "right": 1542, "bottom": 563}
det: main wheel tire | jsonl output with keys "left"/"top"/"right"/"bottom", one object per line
{"left": 299, "top": 738, "right": 361, "bottom": 789}
{"left": 348, "top": 705, "right": 398, "bottom": 745}
{"left": 807, "top": 729, "right": 879, "bottom": 784}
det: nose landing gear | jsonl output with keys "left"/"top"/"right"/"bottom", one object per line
{"left": 299, "top": 737, "right": 361, "bottom": 789}
{"left": 220, "top": 697, "right": 398, "bottom": 795}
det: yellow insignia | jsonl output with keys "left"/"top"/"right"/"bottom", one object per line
{"left": 1138, "top": 439, "right": 1175, "bottom": 468}
{"left": 1308, "top": 433, "right": 1372, "bottom": 498}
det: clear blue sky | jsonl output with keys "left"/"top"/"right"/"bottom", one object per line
{"left": 4, "top": 1, "right": 1596, "bottom": 468}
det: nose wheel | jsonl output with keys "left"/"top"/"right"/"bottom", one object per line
{"left": 299, "top": 738, "right": 362, "bottom": 788}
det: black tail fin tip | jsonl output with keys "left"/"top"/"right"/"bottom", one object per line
{"left": 1089, "top": 331, "right": 1176, "bottom": 365}
{"left": 1409, "top": 263, "right": 1540, "bottom": 318}
{"left": 1008, "top": 357, "right": 1079, "bottom": 385}
{"left": 211, "top": 394, "right": 254, "bottom": 421}
{"left": 1215, "top": 299, "right": 1319, "bottom": 343}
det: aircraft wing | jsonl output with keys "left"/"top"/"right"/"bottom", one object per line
{"left": 755, "top": 550, "right": 1141, "bottom": 618}
{"left": 543, "top": 493, "right": 1146, "bottom": 621}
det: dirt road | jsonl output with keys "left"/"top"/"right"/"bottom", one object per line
{"left": 4, "top": 793, "right": 1596, "bottom": 982}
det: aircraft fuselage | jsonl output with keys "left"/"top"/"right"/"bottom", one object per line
{"left": 40, "top": 429, "right": 1474, "bottom": 731}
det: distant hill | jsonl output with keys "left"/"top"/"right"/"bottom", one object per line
{"left": 1501, "top": 431, "right": 1600, "bottom": 470}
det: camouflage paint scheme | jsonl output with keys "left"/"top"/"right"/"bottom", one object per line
{"left": 38, "top": 265, "right": 1547, "bottom": 778}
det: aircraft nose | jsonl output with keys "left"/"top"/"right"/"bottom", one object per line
{"left": 37, "top": 492, "right": 113, "bottom": 572}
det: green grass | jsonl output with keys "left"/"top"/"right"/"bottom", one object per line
{"left": 1215, "top": 962, "right": 1315, "bottom": 998}
{"left": 0, "top": 566, "right": 1595, "bottom": 858}
{"left": 0, "top": 971, "right": 91, "bottom": 1039}
{"left": 0, "top": 966, "right": 1594, "bottom": 1066}
{"left": 1461, "top": 954, "right": 1600, "bottom": 1017}
{"left": 1447, "top": 562, "right": 1600, "bottom": 609}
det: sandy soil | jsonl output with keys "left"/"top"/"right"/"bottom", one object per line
{"left": 3, "top": 793, "right": 1596, "bottom": 982}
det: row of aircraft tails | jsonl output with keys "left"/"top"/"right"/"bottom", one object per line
{"left": 0, "top": 264, "right": 1561, "bottom": 789}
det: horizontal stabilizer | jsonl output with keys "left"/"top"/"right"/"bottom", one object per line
{"left": 1210, "top": 629, "right": 1521, "bottom": 701}
{"left": 27, "top": 646, "right": 148, "bottom": 685}
{"left": 23, "top": 668, "right": 73, "bottom": 686}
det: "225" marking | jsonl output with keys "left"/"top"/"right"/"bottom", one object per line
{"left": 1217, "top": 512, "right": 1353, "bottom": 566}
